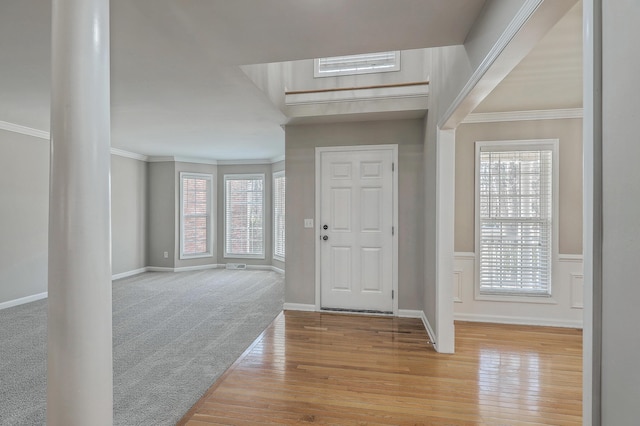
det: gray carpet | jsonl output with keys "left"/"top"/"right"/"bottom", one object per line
{"left": 0, "top": 269, "right": 284, "bottom": 425}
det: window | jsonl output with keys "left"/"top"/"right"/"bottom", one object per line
{"left": 314, "top": 51, "right": 400, "bottom": 77}
{"left": 224, "top": 174, "right": 265, "bottom": 258}
{"left": 273, "top": 171, "right": 286, "bottom": 261}
{"left": 180, "top": 172, "right": 213, "bottom": 259}
{"left": 476, "top": 141, "right": 557, "bottom": 297}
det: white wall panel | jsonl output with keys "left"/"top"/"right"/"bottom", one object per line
{"left": 453, "top": 252, "right": 583, "bottom": 327}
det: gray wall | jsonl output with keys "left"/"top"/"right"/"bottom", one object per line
{"left": 601, "top": 1, "right": 640, "bottom": 422}
{"left": 111, "top": 155, "right": 148, "bottom": 275}
{"left": 0, "top": 130, "right": 150, "bottom": 304}
{"left": 147, "top": 160, "right": 286, "bottom": 271}
{"left": 284, "top": 118, "right": 424, "bottom": 309}
{"left": 148, "top": 161, "right": 175, "bottom": 268}
{"left": 455, "top": 118, "right": 583, "bottom": 255}
{"left": 0, "top": 130, "right": 49, "bottom": 304}
{"left": 422, "top": 112, "right": 437, "bottom": 329}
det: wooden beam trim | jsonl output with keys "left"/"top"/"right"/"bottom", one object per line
{"left": 285, "top": 81, "right": 429, "bottom": 96}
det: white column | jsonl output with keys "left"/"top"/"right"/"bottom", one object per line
{"left": 48, "top": 0, "right": 113, "bottom": 425}
{"left": 435, "top": 127, "right": 456, "bottom": 354}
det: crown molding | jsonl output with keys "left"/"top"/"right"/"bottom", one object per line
{"left": 172, "top": 156, "right": 219, "bottom": 165}
{"left": 110, "top": 148, "right": 149, "bottom": 161}
{"left": 218, "top": 158, "right": 277, "bottom": 166}
{"left": 148, "top": 156, "right": 219, "bottom": 165}
{"left": 0, "top": 121, "right": 50, "bottom": 140}
{"left": 285, "top": 83, "right": 429, "bottom": 106}
{"left": 462, "top": 108, "right": 584, "bottom": 124}
{"left": 0, "top": 120, "right": 285, "bottom": 165}
{"left": 147, "top": 156, "right": 175, "bottom": 163}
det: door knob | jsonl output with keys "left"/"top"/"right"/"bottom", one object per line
{"left": 322, "top": 235, "right": 329, "bottom": 241}
{"left": 323, "top": 224, "right": 328, "bottom": 230}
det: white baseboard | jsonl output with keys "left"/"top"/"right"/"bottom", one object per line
{"left": 398, "top": 309, "right": 437, "bottom": 348}
{"left": 1, "top": 265, "right": 282, "bottom": 310}
{"left": 146, "top": 266, "right": 175, "bottom": 272}
{"left": 398, "top": 309, "right": 423, "bottom": 318}
{"left": 0, "top": 292, "right": 48, "bottom": 311}
{"left": 112, "top": 267, "right": 147, "bottom": 280}
{"left": 146, "top": 265, "right": 220, "bottom": 273}
{"left": 422, "top": 312, "right": 437, "bottom": 348}
{"left": 246, "top": 265, "right": 285, "bottom": 274}
{"left": 270, "top": 266, "right": 285, "bottom": 274}
{"left": 283, "top": 303, "right": 317, "bottom": 312}
{"left": 174, "top": 264, "right": 219, "bottom": 272}
{"left": 454, "top": 313, "right": 583, "bottom": 329}
{"left": 144, "top": 264, "right": 284, "bottom": 274}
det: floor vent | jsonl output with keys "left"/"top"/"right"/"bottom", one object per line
{"left": 226, "top": 263, "right": 247, "bottom": 270}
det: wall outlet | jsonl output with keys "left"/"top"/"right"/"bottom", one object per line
{"left": 304, "top": 219, "right": 314, "bottom": 228}
{"left": 163, "top": 251, "right": 169, "bottom": 259}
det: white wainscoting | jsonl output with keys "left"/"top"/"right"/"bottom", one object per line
{"left": 453, "top": 252, "right": 584, "bottom": 328}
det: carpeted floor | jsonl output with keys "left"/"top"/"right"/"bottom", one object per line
{"left": 0, "top": 269, "right": 284, "bottom": 425}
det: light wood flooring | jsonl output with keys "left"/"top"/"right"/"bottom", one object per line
{"left": 179, "top": 311, "right": 582, "bottom": 425}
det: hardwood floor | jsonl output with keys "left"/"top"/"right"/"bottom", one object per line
{"left": 178, "top": 311, "right": 582, "bottom": 425}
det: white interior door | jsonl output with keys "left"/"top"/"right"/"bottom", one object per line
{"left": 319, "top": 147, "right": 395, "bottom": 313}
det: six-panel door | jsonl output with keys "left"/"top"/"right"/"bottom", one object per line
{"left": 320, "top": 148, "right": 394, "bottom": 312}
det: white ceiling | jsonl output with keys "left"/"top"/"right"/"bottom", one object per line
{"left": 0, "top": 0, "right": 486, "bottom": 161}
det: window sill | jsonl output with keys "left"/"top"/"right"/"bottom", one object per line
{"left": 224, "top": 254, "right": 265, "bottom": 260}
{"left": 474, "top": 293, "right": 558, "bottom": 305}
{"left": 179, "top": 252, "right": 213, "bottom": 260}
{"left": 273, "top": 255, "right": 285, "bottom": 263}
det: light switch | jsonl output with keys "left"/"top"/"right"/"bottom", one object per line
{"left": 304, "top": 219, "right": 314, "bottom": 228}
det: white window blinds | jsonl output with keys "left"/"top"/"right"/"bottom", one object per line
{"left": 273, "top": 172, "right": 286, "bottom": 261}
{"left": 478, "top": 145, "right": 554, "bottom": 296}
{"left": 224, "top": 174, "right": 265, "bottom": 258}
{"left": 180, "top": 173, "right": 212, "bottom": 258}
{"left": 315, "top": 51, "right": 400, "bottom": 77}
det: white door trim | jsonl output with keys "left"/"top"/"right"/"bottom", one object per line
{"left": 315, "top": 144, "right": 399, "bottom": 315}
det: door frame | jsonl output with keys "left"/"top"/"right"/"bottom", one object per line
{"left": 314, "top": 144, "right": 399, "bottom": 315}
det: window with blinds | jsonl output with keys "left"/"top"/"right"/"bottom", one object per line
{"left": 314, "top": 51, "right": 400, "bottom": 77}
{"left": 224, "top": 174, "right": 265, "bottom": 258}
{"left": 476, "top": 142, "right": 556, "bottom": 296}
{"left": 180, "top": 172, "right": 212, "bottom": 259}
{"left": 273, "top": 171, "right": 286, "bottom": 261}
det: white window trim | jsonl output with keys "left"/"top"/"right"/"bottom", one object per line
{"left": 179, "top": 172, "right": 213, "bottom": 260}
{"left": 474, "top": 139, "right": 560, "bottom": 303}
{"left": 224, "top": 173, "right": 266, "bottom": 259}
{"left": 273, "top": 170, "right": 285, "bottom": 262}
{"left": 314, "top": 51, "right": 401, "bottom": 78}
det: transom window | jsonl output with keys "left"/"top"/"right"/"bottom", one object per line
{"left": 179, "top": 172, "right": 213, "bottom": 259}
{"left": 224, "top": 174, "right": 265, "bottom": 259}
{"left": 476, "top": 141, "right": 557, "bottom": 297}
{"left": 314, "top": 51, "right": 400, "bottom": 77}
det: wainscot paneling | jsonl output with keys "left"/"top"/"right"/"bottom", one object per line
{"left": 453, "top": 252, "right": 583, "bottom": 328}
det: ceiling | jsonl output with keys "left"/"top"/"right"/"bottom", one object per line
{"left": 0, "top": 0, "right": 486, "bottom": 161}
{"left": 474, "top": 1, "right": 583, "bottom": 113}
